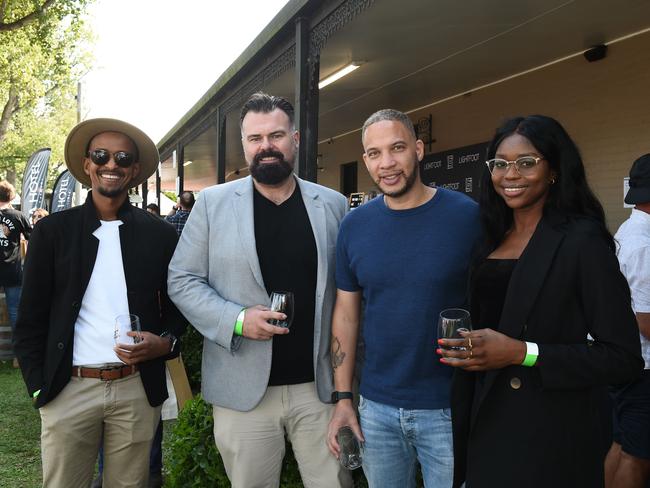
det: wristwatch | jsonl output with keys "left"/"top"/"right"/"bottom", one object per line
{"left": 160, "top": 331, "right": 178, "bottom": 353}
{"left": 331, "top": 391, "right": 354, "bottom": 403}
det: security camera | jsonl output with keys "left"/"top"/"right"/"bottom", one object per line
{"left": 583, "top": 45, "right": 607, "bottom": 63}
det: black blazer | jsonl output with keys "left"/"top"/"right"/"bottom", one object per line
{"left": 451, "top": 211, "right": 643, "bottom": 488}
{"left": 13, "top": 194, "right": 186, "bottom": 408}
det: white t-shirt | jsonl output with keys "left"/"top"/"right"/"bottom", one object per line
{"left": 615, "top": 208, "right": 650, "bottom": 369}
{"left": 73, "top": 220, "right": 130, "bottom": 366}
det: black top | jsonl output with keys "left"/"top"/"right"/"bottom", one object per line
{"left": 254, "top": 184, "right": 317, "bottom": 386}
{"left": 470, "top": 258, "right": 517, "bottom": 329}
{"left": 0, "top": 207, "right": 32, "bottom": 286}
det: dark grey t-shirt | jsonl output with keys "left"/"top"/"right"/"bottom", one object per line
{"left": 0, "top": 207, "right": 32, "bottom": 286}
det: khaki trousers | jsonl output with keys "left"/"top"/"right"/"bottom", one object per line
{"left": 39, "top": 372, "right": 160, "bottom": 488}
{"left": 213, "top": 382, "right": 352, "bottom": 488}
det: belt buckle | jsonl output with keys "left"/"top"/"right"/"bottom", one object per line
{"left": 99, "top": 367, "right": 118, "bottom": 381}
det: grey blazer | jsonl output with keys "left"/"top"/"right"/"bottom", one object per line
{"left": 168, "top": 176, "right": 347, "bottom": 411}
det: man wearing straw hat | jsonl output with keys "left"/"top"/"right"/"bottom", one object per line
{"left": 13, "top": 118, "right": 186, "bottom": 487}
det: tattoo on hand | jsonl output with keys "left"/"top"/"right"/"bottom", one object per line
{"left": 332, "top": 337, "right": 346, "bottom": 369}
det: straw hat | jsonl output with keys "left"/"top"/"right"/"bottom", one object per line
{"left": 64, "top": 118, "right": 159, "bottom": 188}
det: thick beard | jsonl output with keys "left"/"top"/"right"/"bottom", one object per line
{"left": 379, "top": 165, "right": 419, "bottom": 198}
{"left": 249, "top": 150, "right": 294, "bottom": 185}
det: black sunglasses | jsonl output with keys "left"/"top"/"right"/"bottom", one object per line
{"left": 87, "top": 148, "right": 136, "bottom": 168}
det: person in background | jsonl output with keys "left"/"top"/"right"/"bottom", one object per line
{"left": 605, "top": 153, "right": 650, "bottom": 488}
{"left": 13, "top": 118, "right": 186, "bottom": 488}
{"left": 146, "top": 203, "right": 161, "bottom": 217}
{"left": 30, "top": 208, "right": 49, "bottom": 226}
{"left": 327, "top": 108, "right": 480, "bottom": 488}
{"left": 0, "top": 180, "right": 32, "bottom": 332}
{"left": 165, "top": 191, "right": 194, "bottom": 235}
{"left": 1, "top": 180, "right": 31, "bottom": 369}
{"left": 168, "top": 93, "right": 351, "bottom": 488}
{"left": 440, "top": 115, "right": 643, "bottom": 488}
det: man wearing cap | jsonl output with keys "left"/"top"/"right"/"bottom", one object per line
{"left": 13, "top": 118, "right": 186, "bottom": 487}
{"left": 605, "top": 154, "right": 650, "bottom": 488}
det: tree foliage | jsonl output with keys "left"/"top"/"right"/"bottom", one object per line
{"left": 0, "top": 0, "right": 90, "bottom": 33}
{"left": 0, "top": 0, "right": 93, "bottom": 188}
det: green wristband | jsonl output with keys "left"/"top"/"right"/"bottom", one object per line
{"left": 521, "top": 342, "right": 539, "bottom": 367}
{"left": 234, "top": 309, "right": 246, "bottom": 336}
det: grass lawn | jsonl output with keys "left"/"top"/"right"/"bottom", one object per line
{"left": 0, "top": 360, "right": 376, "bottom": 487}
{"left": 0, "top": 360, "right": 180, "bottom": 488}
{"left": 0, "top": 360, "right": 42, "bottom": 488}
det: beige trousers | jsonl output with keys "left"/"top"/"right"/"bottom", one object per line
{"left": 213, "top": 382, "right": 352, "bottom": 488}
{"left": 39, "top": 372, "right": 160, "bottom": 488}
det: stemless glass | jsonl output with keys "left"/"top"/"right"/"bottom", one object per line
{"left": 437, "top": 308, "right": 472, "bottom": 351}
{"left": 337, "top": 426, "right": 363, "bottom": 470}
{"left": 269, "top": 291, "right": 294, "bottom": 328}
{"left": 114, "top": 314, "right": 142, "bottom": 347}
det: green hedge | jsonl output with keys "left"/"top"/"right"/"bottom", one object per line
{"left": 165, "top": 395, "right": 228, "bottom": 487}
{"left": 173, "top": 327, "right": 370, "bottom": 487}
{"left": 179, "top": 326, "right": 203, "bottom": 392}
{"left": 166, "top": 395, "right": 369, "bottom": 487}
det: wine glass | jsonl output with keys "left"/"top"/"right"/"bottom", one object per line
{"left": 437, "top": 308, "right": 472, "bottom": 351}
{"left": 114, "top": 314, "right": 142, "bottom": 348}
{"left": 269, "top": 291, "right": 294, "bottom": 328}
{"left": 337, "top": 426, "right": 363, "bottom": 470}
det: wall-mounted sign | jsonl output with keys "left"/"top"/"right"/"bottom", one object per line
{"left": 349, "top": 192, "right": 365, "bottom": 210}
{"left": 419, "top": 142, "right": 488, "bottom": 201}
{"left": 624, "top": 177, "right": 633, "bottom": 208}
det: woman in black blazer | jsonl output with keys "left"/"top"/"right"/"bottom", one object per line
{"left": 438, "top": 115, "right": 643, "bottom": 487}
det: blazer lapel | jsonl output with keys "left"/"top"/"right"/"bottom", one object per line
{"left": 232, "top": 177, "right": 266, "bottom": 291}
{"left": 498, "top": 214, "right": 566, "bottom": 339}
{"left": 471, "top": 211, "right": 566, "bottom": 427}
{"left": 298, "top": 178, "right": 327, "bottom": 299}
{"left": 79, "top": 195, "right": 101, "bottom": 297}
{"left": 118, "top": 203, "right": 137, "bottom": 304}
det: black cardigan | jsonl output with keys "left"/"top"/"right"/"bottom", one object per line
{"left": 13, "top": 193, "right": 186, "bottom": 408}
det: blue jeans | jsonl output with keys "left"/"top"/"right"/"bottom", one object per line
{"left": 358, "top": 395, "right": 453, "bottom": 488}
{"left": 4, "top": 286, "right": 21, "bottom": 331}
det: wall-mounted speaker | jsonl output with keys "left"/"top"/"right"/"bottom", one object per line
{"left": 583, "top": 45, "right": 607, "bottom": 63}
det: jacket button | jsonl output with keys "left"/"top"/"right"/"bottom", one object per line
{"left": 510, "top": 377, "right": 522, "bottom": 390}
{"left": 57, "top": 342, "right": 64, "bottom": 350}
{"left": 72, "top": 301, "right": 80, "bottom": 309}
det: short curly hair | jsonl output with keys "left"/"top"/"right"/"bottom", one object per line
{"left": 0, "top": 180, "right": 16, "bottom": 203}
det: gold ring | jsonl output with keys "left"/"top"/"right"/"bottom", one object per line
{"left": 468, "top": 348, "right": 473, "bottom": 359}
{"left": 468, "top": 337, "right": 473, "bottom": 349}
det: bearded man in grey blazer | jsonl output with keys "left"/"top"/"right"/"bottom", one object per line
{"left": 168, "top": 93, "right": 351, "bottom": 488}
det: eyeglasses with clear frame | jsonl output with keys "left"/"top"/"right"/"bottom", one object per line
{"left": 485, "top": 156, "right": 544, "bottom": 176}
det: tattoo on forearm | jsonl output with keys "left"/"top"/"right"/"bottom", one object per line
{"left": 332, "top": 336, "right": 346, "bottom": 370}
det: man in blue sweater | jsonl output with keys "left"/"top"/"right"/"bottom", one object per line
{"left": 326, "top": 109, "right": 480, "bottom": 487}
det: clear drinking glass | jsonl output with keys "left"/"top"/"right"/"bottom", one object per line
{"left": 337, "top": 426, "right": 363, "bottom": 470}
{"left": 437, "top": 308, "right": 472, "bottom": 351}
{"left": 114, "top": 314, "right": 142, "bottom": 347}
{"left": 269, "top": 291, "right": 294, "bottom": 328}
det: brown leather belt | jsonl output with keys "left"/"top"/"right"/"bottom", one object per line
{"left": 71, "top": 364, "right": 138, "bottom": 381}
